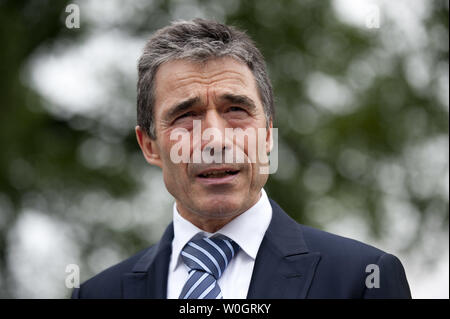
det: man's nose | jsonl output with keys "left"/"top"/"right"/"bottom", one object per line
{"left": 203, "top": 109, "right": 225, "bottom": 131}
{"left": 201, "top": 110, "right": 230, "bottom": 156}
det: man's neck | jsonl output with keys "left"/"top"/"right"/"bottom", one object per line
{"left": 176, "top": 191, "right": 262, "bottom": 233}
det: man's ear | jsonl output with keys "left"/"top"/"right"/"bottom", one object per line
{"left": 135, "top": 126, "right": 163, "bottom": 168}
{"left": 266, "top": 118, "right": 273, "bottom": 154}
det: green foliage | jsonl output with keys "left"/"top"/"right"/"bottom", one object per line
{"left": 0, "top": 0, "right": 448, "bottom": 298}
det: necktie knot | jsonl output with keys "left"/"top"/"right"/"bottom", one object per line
{"left": 181, "top": 236, "right": 239, "bottom": 279}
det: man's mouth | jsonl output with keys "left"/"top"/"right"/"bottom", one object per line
{"left": 198, "top": 170, "right": 240, "bottom": 178}
{"left": 195, "top": 166, "right": 241, "bottom": 186}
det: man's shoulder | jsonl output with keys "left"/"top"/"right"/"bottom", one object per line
{"left": 297, "top": 224, "right": 411, "bottom": 298}
{"left": 270, "top": 198, "right": 389, "bottom": 260}
{"left": 300, "top": 223, "right": 386, "bottom": 259}
{"left": 72, "top": 245, "right": 156, "bottom": 299}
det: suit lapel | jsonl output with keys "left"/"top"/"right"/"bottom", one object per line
{"left": 247, "top": 199, "right": 321, "bottom": 298}
{"left": 122, "top": 223, "right": 174, "bottom": 298}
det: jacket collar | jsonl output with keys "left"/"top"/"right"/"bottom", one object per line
{"left": 246, "top": 199, "right": 321, "bottom": 298}
{"left": 122, "top": 223, "right": 174, "bottom": 298}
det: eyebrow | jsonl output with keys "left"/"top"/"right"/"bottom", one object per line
{"left": 163, "top": 93, "right": 257, "bottom": 122}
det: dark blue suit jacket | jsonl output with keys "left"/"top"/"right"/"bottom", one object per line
{"left": 72, "top": 199, "right": 411, "bottom": 298}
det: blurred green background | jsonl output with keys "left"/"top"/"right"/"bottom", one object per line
{"left": 0, "top": 0, "right": 448, "bottom": 298}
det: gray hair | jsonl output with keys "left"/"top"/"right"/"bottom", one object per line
{"left": 137, "top": 18, "right": 274, "bottom": 139}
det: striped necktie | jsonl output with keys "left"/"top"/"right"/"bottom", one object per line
{"left": 179, "top": 236, "right": 240, "bottom": 299}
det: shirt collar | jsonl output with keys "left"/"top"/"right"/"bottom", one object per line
{"left": 170, "top": 188, "right": 272, "bottom": 272}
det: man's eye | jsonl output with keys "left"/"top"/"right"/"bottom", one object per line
{"left": 176, "top": 112, "right": 195, "bottom": 120}
{"left": 228, "top": 106, "right": 245, "bottom": 112}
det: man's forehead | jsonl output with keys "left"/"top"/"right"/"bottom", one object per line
{"left": 154, "top": 57, "right": 256, "bottom": 91}
{"left": 153, "top": 57, "right": 260, "bottom": 111}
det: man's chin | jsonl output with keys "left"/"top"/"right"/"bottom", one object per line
{"left": 193, "top": 198, "right": 243, "bottom": 219}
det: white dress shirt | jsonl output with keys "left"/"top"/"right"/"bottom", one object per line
{"left": 166, "top": 188, "right": 273, "bottom": 299}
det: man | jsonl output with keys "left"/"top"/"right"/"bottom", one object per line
{"left": 72, "top": 19, "right": 411, "bottom": 299}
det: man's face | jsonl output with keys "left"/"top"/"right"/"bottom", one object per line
{"left": 136, "top": 57, "right": 272, "bottom": 228}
